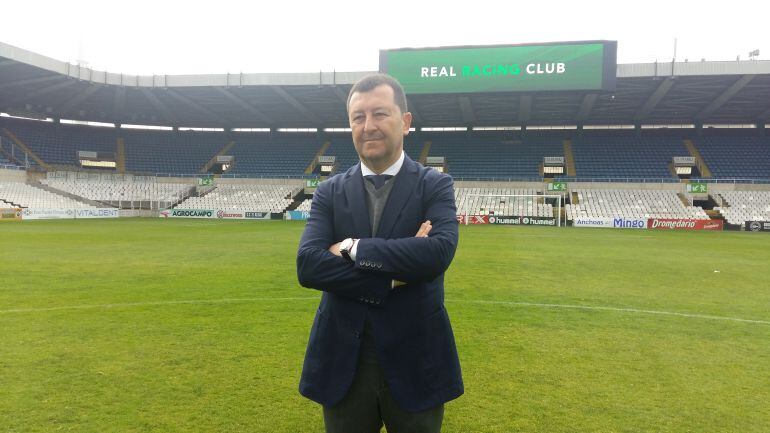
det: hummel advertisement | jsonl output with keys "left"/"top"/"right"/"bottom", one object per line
{"left": 488, "top": 216, "right": 556, "bottom": 226}
{"left": 456, "top": 215, "right": 555, "bottom": 226}
{"left": 745, "top": 221, "right": 770, "bottom": 232}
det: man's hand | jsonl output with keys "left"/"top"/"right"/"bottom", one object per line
{"left": 391, "top": 221, "right": 433, "bottom": 289}
{"left": 415, "top": 220, "right": 432, "bottom": 237}
{"left": 328, "top": 242, "right": 342, "bottom": 256}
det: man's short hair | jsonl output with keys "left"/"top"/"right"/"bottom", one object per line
{"left": 347, "top": 73, "right": 408, "bottom": 114}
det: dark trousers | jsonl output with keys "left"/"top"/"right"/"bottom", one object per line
{"left": 322, "top": 354, "right": 444, "bottom": 433}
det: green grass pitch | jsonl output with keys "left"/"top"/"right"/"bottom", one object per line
{"left": 1, "top": 219, "right": 769, "bottom": 432}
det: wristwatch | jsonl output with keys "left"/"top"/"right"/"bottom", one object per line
{"left": 339, "top": 238, "right": 355, "bottom": 262}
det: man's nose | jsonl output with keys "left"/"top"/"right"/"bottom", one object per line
{"left": 363, "top": 114, "right": 378, "bottom": 132}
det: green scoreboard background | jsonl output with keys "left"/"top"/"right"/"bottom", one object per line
{"left": 380, "top": 41, "right": 617, "bottom": 94}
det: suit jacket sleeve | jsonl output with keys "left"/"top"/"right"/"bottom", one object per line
{"left": 296, "top": 179, "right": 392, "bottom": 304}
{"left": 354, "top": 173, "right": 458, "bottom": 283}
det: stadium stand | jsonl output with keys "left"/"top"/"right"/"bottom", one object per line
{"left": 226, "top": 133, "right": 320, "bottom": 176}
{"left": 427, "top": 132, "right": 564, "bottom": 179}
{"left": 714, "top": 191, "right": 770, "bottom": 225}
{"left": 295, "top": 199, "right": 312, "bottom": 212}
{"left": 694, "top": 135, "right": 770, "bottom": 179}
{"left": 0, "top": 181, "right": 95, "bottom": 208}
{"left": 123, "top": 129, "right": 224, "bottom": 175}
{"left": 41, "top": 178, "right": 193, "bottom": 207}
{"left": 1, "top": 117, "right": 114, "bottom": 167}
{"left": 0, "top": 136, "right": 36, "bottom": 169}
{"left": 455, "top": 187, "right": 553, "bottom": 216}
{"left": 566, "top": 189, "right": 710, "bottom": 220}
{"left": 4, "top": 115, "right": 769, "bottom": 184}
{"left": 571, "top": 134, "right": 687, "bottom": 179}
{"left": 175, "top": 184, "right": 300, "bottom": 213}
{"left": 325, "top": 136, "right": 363, "bottom": 173}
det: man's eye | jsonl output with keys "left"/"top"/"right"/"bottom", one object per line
{"left": 375, "top": 112, "right": 388, "bottom": 117}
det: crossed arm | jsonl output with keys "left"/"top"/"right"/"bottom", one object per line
{"left": 328, "top": 220, "right": 432, "bottom": 254}
{"left": 296, "top": 175, "right": 458, "bottom": 304}
{"left": 328, "top": 221, "right": 433, "bottom": 287}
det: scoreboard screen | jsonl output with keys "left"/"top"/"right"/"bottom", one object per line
{"left": 380, "top": 41, "right": 617, "bottom": 94}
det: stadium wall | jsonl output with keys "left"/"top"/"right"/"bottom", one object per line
{"left": 455, "top": 180, "right": 770, "bottom": 196}
{"left": 0, "top": 167, "right": 25, "bottom": 182}
{"left": 119, "top": 177, "right": 770, "bottom": 193}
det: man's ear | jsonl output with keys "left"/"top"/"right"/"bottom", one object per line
{"left": 402, "top": 112, "right": 413, "bottom": 136}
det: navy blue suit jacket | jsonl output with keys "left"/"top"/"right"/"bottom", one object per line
{"left": 296, "top": 155, "right": 463, "bottom": 412}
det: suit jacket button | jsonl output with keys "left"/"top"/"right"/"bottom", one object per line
{"left": 377, "top": 263, "right": 382, "bottom": 269}
{"left": 354, "top": 331, "right": 361, "bottom": 339}
{"left": 375, "top": 299, "right": 381, "bottom": 305}
{"left": 359, "top": 260, "right": 365, "bottom": 266}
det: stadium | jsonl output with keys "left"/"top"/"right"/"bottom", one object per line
{"left": 1, "top": 38, "right": 769, "bottom": 432}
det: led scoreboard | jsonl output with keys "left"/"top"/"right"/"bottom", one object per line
{"left": 380, "top": 41, "right": 617, "bottom": 94}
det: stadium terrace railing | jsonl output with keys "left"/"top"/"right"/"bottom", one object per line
{"left": 153, "top": 172, "right": 319, "bottom": 180}
{"left": 220, "top": 173, "right": 320, "bottom": 180}
{"left": 452, "top": 176, "right": 770, "bottom": 184}
{"left": 0, "top": 163, "right": 24, "bottom": 170}
{"left": 147, "top": 173, "right": 770, "bottom": 184}
{"left": 687, "top": 178, "right": 770, "bottom": 185}
{"left": 450, "top": 176, "right": 683, "bottom": 183}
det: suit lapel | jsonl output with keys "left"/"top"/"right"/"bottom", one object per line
{"left": 376, "top": 156, "right": 418, "bottom": 239}
{"left": 343, "top": 163, "right": 372, "bottom": 238}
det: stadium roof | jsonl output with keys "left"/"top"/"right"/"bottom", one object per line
{"left": 1, "top": 41, "right": 769, "bottom": 129}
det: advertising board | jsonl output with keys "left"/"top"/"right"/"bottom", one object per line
{"left": 573, "top": 217, "right": 647, "bottom": 229}
{"left": 457, "top": 215, "right": 555, "bottom": 226}
{"left": 20, "top": 208, "right": 118, "bottom": 220}
{"left": 1, "top": 208, "right": 22, "bottom": 221}
{"left": 647, "top": 219, "right": 723, "bottom": 231}
{"left": 286, "top": 211, "right": 310, "bottom": 221}
{"left": 456, "top": 215, "right": 489, "bottom": 225}
{"left": 381, "top": 41, "right": 617, "bottom": 94}
{"left": 159, "top": 209, "right": 271, "bottom": 220}
{"left": 745, "top": 221, "right": 770, "bottom": 232}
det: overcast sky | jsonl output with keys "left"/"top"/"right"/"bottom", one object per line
{"left": 1, "top": 1, "right": 767, "bottom": 75}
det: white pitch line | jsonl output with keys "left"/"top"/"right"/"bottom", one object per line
{"left": 452, "top": 299, "right": 770, "bottom": 325}
{"left": 0, "top": 297, "right": 319, "bottom": 314}
{"left": 2, "top": 297, "right": 768, "bottom": 326}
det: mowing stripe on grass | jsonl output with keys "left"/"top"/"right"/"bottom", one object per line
{"left": 452, "top": 299, "right": 770, "bottom": 325}
{"left": 2, "top": 296, "right": 768, "bottom": 325}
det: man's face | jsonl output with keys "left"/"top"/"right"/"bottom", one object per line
{"left": 348, "top": 84, "right": 412, "bottom": 171}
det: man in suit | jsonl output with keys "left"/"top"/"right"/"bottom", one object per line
{"left": 296, "top": 74, "right": 463, "bottom": 433}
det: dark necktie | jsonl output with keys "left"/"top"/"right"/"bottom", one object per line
{"left": 364, "top": 174, "right": 394, "bottom": 190}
